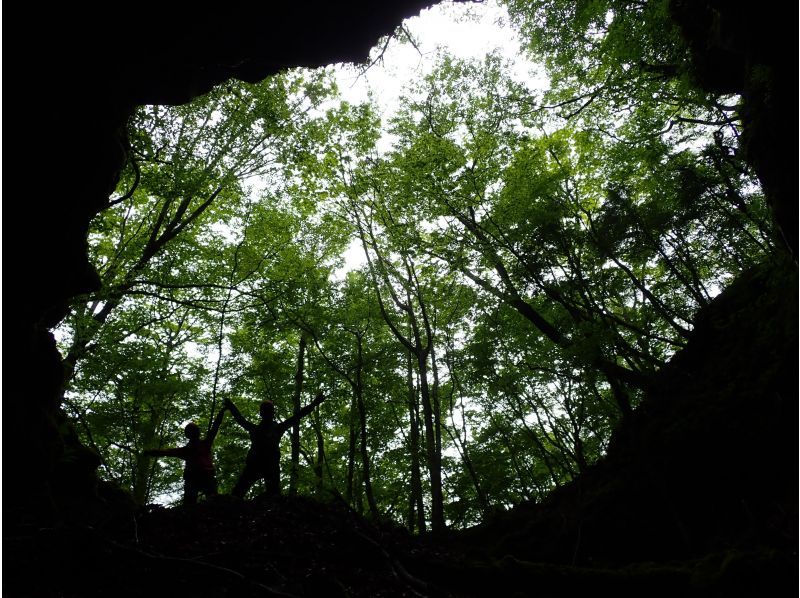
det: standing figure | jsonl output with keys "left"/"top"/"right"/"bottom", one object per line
{"left": 144, "top": 407, "right": 225, "bottom": 505}
{"left": 225, "top": 391, "right": 325, "bottom": 497}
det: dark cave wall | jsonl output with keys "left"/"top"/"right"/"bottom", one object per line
{"left": 669, "top": 0, "right": 798, "bottom": 257}
{"left": 6, "top": 1, "right": 434, "bottom": 524}
{"left": 458, "top": 258, "right": 796, "bottom": 566}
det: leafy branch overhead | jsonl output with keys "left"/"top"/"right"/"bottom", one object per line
{"left": 58, "top": 1, "right": 773, "bottom": 528}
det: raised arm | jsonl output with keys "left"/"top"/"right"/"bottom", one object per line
{"left": 144, "top": 446, "right": 187, "bottom": 460}
{"left": 207, "top": 407, "right": 226, "bottom": 444}
{"left": 279, "top": 390, "right": 326, "bottom": 433}
{"left": 224, "top": 398, "right": 256, "bottom": 432}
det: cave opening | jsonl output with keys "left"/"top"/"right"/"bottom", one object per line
{"left": 5, "top": 0, "right": 796, "bottom": 595}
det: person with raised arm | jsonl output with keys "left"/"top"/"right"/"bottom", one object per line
{"left": 225, "top": 390, "right": 325, "bottom": 497}
{"left": 144, "top": 406, "right": 226, "bottom": 505}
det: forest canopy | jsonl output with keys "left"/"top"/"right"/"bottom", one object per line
{"left": 55, "top": 0, "right": 776, "bottom": 532}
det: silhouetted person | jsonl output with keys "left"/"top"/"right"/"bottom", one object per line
{"left": 225, "top": 391, "right": 325, "bottom": 497}
{"left": 144, "top": 407, "right": 225, "bottom": 505}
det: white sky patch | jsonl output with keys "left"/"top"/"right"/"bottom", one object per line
{"left": 332, "top": 0, "right": 542, "bottom": 118}
{"left": 331, "top": 237, "right": 368, "bottom": 281}
{"left": 209, "top": 220, "right": 239, "bottom": 243}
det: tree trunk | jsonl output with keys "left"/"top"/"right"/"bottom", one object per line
{"left": 289, "top": 333, "right": 306, "bottom": 496}
{"left": 346, "top": 392, "right": 357, "bottom": 506}
{"left": 429, "top": 338, "right": 442, "bottom": 481}
{"left": 355, "top": 333, "right": 379, "bottom": 517}
{"left": 312, "top": 408, "right": 325, "bottom": 494}
{"left": 131, "top": 387, "right": 161, "bottom": 505}
{"left": 407, "top": 352, "right": 426, "bottom": 533}
{"left": 417, "top": 351, "right": 445, "bottom": 532}
{"left": 133, "top": 455, "right": 152, "bottom": 505}
{"left": 447, "top": 392, "right": 491, "bottom": 516}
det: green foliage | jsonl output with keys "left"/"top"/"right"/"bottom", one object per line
{"left": 58, "top": 6, "right": 772, "bottom": 527}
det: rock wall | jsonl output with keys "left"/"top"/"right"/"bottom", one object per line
{"left": 670, "top": 0, "right": 797, "bottom": 256}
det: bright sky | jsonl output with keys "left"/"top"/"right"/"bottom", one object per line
{"left": 329, "top": 0, "right": 542, "bottom": 279}
{"left": 334, "top": 0, "right": 540, "bottom": 112}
